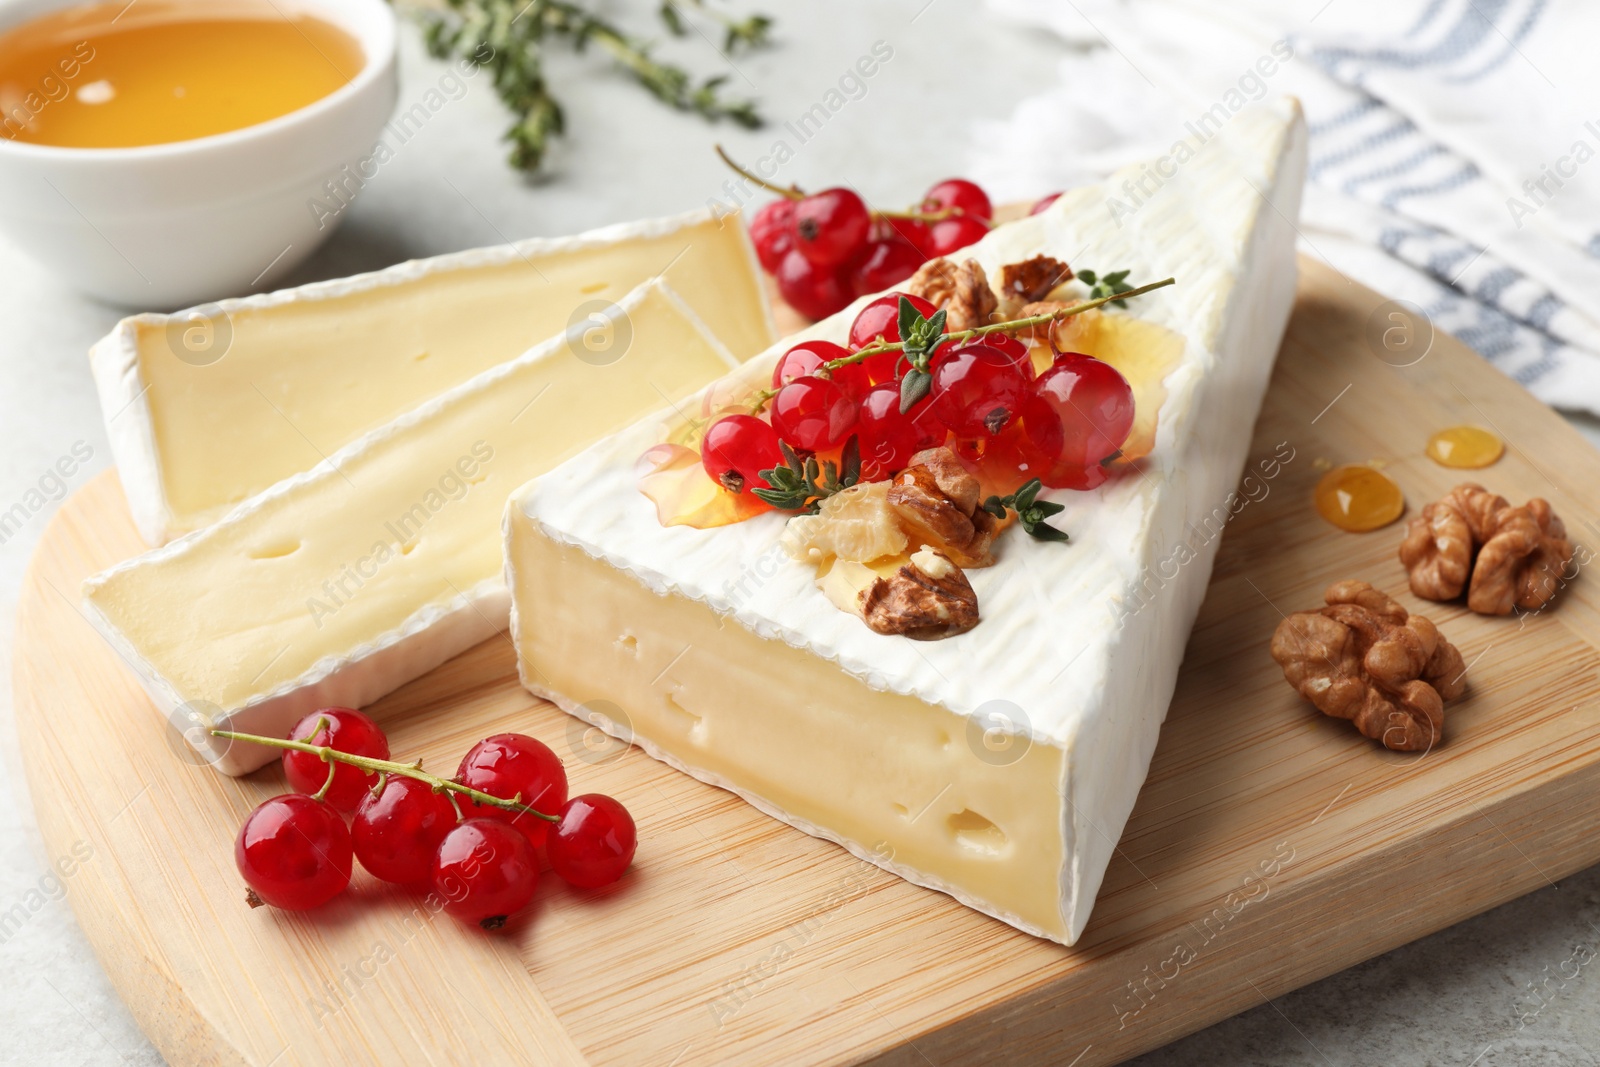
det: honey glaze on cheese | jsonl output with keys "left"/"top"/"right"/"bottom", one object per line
{"left": 0, "top": 0, "right": 363, "bottom": 148}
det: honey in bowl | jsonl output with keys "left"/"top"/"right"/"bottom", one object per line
{"left": 1314, "top": 464, "right": 1406, "bottom": 532}
{"left": 1426, "top": 424, "right": 1504, "bottom": 469}
{"left": 0, "top": 0, "right": 364, "bottom": 149}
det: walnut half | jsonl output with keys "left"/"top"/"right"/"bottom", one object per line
{"left": 1399, "top": 483, "right": 1574, "bottom": 615}
{"left": 1269, "top": 580, "right": 1467, "bottom": 752}
{"left": 820, "top": 548, "right": 979, "bottom": 639}
{"left": 905, "top": 257, "right": 998, "bottom": 333}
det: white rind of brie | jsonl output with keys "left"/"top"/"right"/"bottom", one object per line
{"left": 92, "top": 206, "right": 774, "bottom": 546}
{"left": 506, "top": 99, "right": 1308, "bottom": 944}
{"left": 84, "top": 280, "right": 743, "bottom": 775}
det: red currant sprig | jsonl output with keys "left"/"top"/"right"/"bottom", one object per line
{"left": 216, "top": 718, "right": 638, "bottom": 927}
{"left": 717, "top": 145, "right": 995, "bottom": 320}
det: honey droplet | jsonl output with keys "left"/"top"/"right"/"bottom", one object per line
{"left": 1426, "top": 425, "right": 1503, "bottom": 469}
{"left": 1314, "top": 465, "right": 1406, "bottom": 532}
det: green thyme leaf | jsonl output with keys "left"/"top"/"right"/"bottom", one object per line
{"left": 899, "top": 368, "right": 932, "bottom": 414}
{"left": 753, "top": 435, "right": 864, "bottom": 512}
{"left": 981, "top": 479, "right": 1070, "bottom": 543}
{"left": 423, "top": 0, "right": 771, "bottom": 173}
{"left": 1083, "top": 267, "right": 1136, "bottom": 308}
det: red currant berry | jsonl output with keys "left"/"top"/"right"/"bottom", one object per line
{"left": 856, "top": 382, "right": 944, "bottom": 478}
{"left": 921, "top": 178, "right": 993, "bottom": 223}
{"left": 878, "top": 215, "right": 934, "bottom": 258}
{"left": 282, "top": 708, "right": 389, "bottom": 813}
{"left": 958, "top": 401, "right": 1059, "bottom": 497}
{"left": 775, "top": 249, "right": 853, "bottom": 321}
{"left": 1030, "top": 192, "right": 1062, "bottom": 215}
{"left": 749, "top": 199, "right": 795, "bottom": 273}
{"left": 1029, "top": 354, "right": 1136, "bottom": 487}
{"left": 850, "top": 237, "right": 924, "bottom": 296}
{"left": 456, "top": 733, "right": 567, "bottom": 848}
{"left": 352, "top": 777, "right": 458, "bottom": 885}
{"left": 930, "top": 343, "right": 1032, "bottom": 438}
{"left": 701, "top": 414, "right": 784, "bottom": 496}
{"left": 433, "top": 819, "right": 538, "bottom": 929}
{"left": 792, "top": 187, "right": 871, "bottom": 268}
{"left": 773, "top": 340, "right": 867, "bottom": 399}
{"left": 978, "top": 332, "right": 1036, "bottom": 380}
{"left": 771, "top": 375, "right": 858, "bottom": 453}
{"left": 548, "top": 794, "right": 637, "bottom": 889}
{"left": 235, "top": 794, "right": 352, "bottom": 910}
{"left": 848, "top": 292, "right": 940, "bottom": 385}
{"left": 927, "top": 215, "right": 990, "bottom": 257}
{"left": 847, "top": 291, "right": 938, "bottom": 350}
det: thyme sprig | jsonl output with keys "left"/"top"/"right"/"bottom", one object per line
{"left": 753, "top": 438, "right": 862, "bottom": 512}
{"left": 421, "top": 0, "right": 769, "bottom": 172}
{"left": 982, "top": 480, "right": 1070, "bottom": 542}
{"left": 1078, "top": 268, "right": 1134, "bottom": 308}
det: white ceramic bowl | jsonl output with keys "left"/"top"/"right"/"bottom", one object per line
{"left": 0, "top": 0, "right": 398, "bottom": 309}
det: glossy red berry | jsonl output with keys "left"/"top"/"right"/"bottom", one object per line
{"left": 978, "top": 332, "right": 1036, "bottom": 380}
{"left": 772, "top": 340, "right": 867, "bottom": 399}
{"left": 282, "top": 707, "right": 389, "bottom": 813}
{"left": 352, "top": 777, "right": 459, "bottom": 885}
{"left": 771, "top": 375, "right": 858, "bottom": 453}
{"left": 850, "top": 237, "right": 924, "bottom": 296}
{"left": 1030, "top": 192, "right": 1062, "bottom": 215}
{"left": 701, "top": 414, "right": 784, "bottom": 496}
{"left": 235, "top": 794, "right": 352, "bottom": 910}
{"left": 432, "top": 819, "right": 538, "bottom": 929}
{"left": 958, "top": 403, "right": 1059, "bottom": 497}
{"left": 749, "top": 199, "right": 796, "bottom": 273}
{"left": 922, "top": 178, "right": 993, "bottom": 223}
{"left": 792, "top": 187, "right": 871, "bottom": 267}
{"left": 847, "top": 292, "right": 940, "bottom": 385}
{"left": 927, "top": 215, "right": 990, "bottom": 257}
{"left": 548, "top": 794, "right": 638, "bottom": 889}
{"left": 456, "top": 733, "right": 567, "bottom": 848}
{"left": 878, "top": 215, "right": 934, "bottom": 258}
{"left": 930, "top": 343, "right": 1032, "bottom": 438}
{"left": 775, "top": 249, "right": 853, "bottom": 321}
{"left": 856, "top": 382, "right": 943, "bottom": 478}
{"left": 1028, "top": 354, "right": 1136, "bottom": 488}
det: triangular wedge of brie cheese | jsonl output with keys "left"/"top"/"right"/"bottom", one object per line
{"left": 84, "top": 280, "right": 744, "bottom": 775}
{"left": 506, "top": 98, "right": 1308, "bottom": 944}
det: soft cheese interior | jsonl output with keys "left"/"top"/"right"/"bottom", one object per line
{"left": 85, "top": 281, "right": 742, "bottom": 774}
{"left": 508, "top": 99, "right": 1308, "bottom": 943}
{"left": 93, "top": 208, "right": 772, "bottom": 544}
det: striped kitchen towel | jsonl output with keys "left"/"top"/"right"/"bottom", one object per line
{"left": 970, "top": 0, "right": 1600, "bottom": 415}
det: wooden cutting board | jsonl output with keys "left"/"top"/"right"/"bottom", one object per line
{"left": 15, "top": 256, "right": 1600, "bottom": 1067}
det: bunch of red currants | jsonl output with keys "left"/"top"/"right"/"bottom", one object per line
{"left": 749, "top": 178, "right": 995, "bottom": 320}
{"left": 233, "top": 708, "right": 636, "bottom": 929}
{"left": 701, "top": 292, "right": 1136, "bottom": 499}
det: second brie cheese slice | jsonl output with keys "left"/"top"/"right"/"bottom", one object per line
{"left": 506, "top": 99, "right": 1308, "bottom": 944}
{"left": 84, "top": 280, "right": 740, "bottom": 774}
{"left": 93, "top": 207, "right": 772, "bottom": 545}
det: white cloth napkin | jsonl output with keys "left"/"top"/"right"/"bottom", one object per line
{"left": 970, "top": 0, "right": 1600, "bottom": 415}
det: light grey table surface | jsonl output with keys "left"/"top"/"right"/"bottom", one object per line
{"left": 2, "top": 4, "right": 1598, "bottom": 1065}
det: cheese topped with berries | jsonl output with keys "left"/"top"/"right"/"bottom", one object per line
{"left": 507, "top": 99, "right": 1308, "bottom": 944}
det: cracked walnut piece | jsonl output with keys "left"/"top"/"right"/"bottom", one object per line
{"left": 906, "top": 257, "right": 998, "bottom": 333}
{"left": 886, "top": 448, "right": 1000, "bottom": 568}
{"left": 1399, "top": 483, "right": 1573, "bottom": 615}
{"left": 1270, "top": 580, "right": 1467, "bottom": 752}
{"left": 820, "top": 548, "right": 979, "bottom": 639}
{"left": 997, "top": 255, "right": 1072, "bottom": 309}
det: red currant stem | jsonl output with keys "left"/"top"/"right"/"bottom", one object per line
{"left": 311, "top": 757, "right": 338, "bottom": 803}
{"left": 823, "top": 277, "right": 1177, "bottom": 372}
{"left": 715, "top": 144, "right": 803, "bottom": 200}
{"left": 876, "top": 204, "right": 984, "bottom": 226}
{"left": 210, "top": 728, "right": 562, "bottom": 823}
{"left": 368, "top": 771, "right": 388, "bottom": 800}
